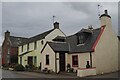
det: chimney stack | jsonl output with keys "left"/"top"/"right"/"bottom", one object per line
{"left": 5, "top": 30, "right": 10, "bottom": 39}
{"left": 99, "top": 10, "right": 112, "bottom": 29}
{"left": 88, "top": 25, "right": 93, "bottom": 30}
{"left": 99, "top": 10, "right": 111, "bottom": 18}
{"left": 54, "top": 22, "right": 59, "bottom": 29}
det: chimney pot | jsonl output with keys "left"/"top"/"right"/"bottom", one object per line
{"left": 99, "top": 9, "right": 111, "bottom": 18}
{"left": 54, "top": 22, "right": 59, "bottom": 29}
{"left": 5, "top": 30, "right": 10, "bottom": 39}
{"left": 105, "top": 10, "right": 108, "bottom": 15}
{"left": 88, "top": 25, "right": 93, "bottom": 30}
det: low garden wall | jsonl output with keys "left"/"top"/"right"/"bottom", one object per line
{"left": 77, "top": 67, "right": 96, "bottom": 77}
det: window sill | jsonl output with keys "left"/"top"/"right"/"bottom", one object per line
{"left": 77, "top": 44, "right": 84, "bottom": 46}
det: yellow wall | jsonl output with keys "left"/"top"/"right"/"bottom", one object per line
{"left": 29, "top": 42, "right": 34, "bottom": 51}
{"left": 45, "top": 29, "right": 66, "bottom": 41}
{"left": 19, "top": 51, "right": 36, "bottom": 67}
{"left": 18, "top": 28, "right": 66, "bottom": 67}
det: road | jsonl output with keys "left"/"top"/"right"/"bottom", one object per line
{"left": 2, "top": 69, "right": 78, "bottom": 78}
{"left": 2, "top": 69, "right": 120, "bottom": 78}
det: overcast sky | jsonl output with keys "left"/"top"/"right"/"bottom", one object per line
{"left": 1, "top": 2, "right": 119, "bottom": 45}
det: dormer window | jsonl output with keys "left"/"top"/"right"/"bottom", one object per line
{"left": 77, "top": 32, "right": 91, "bottom": 45}
{"left": 34, "top": 41, "right": 37, "bottom": 50}
{"left": 22, "top": 46, "right": 23, "bottom": 52}
{"left": 53, "top": 36, "right": 65, "bottom": 42}
{"left": 27, "top": 43, "right": 29, "bottom": 51}
{"left": 41, "top": 40, "right": 44, "bottom": 45}
{"left": 78, "top": 35, "right": 84, "bottom": 44}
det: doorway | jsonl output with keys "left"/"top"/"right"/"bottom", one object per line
{"left": 59, "top": 52, "right": 65, "bottom": 71}
{"left": 28, "top": 56, "right": 33, "bottom": 65}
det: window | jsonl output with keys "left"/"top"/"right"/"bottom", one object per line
{"left": 41, "top": 40, "right": 44, "bottom": 45}
{"left": 78, "top": 35, "right": 84, "bottom": 44}
{"left": 34, "top": 56, "right": 37, "bottom": 65}
{"left": 27, "top": 44, "right": 29, "bottom": 51}
{"left": 72, "top": 55, "right": 78, "bottom": 67}
{"left": 20, "top": 57, "right": 22, "bottom": 64}
{"left": 77, "top": 33, "right": 90, "bottom": 45}
{"left": 21, "top": 46, "right": 23, "bottom": 52}
{"left": 34, "top": 41, "right": 37, "bottom": 50}
{"left": 46, "top": 55, "right": 49, "bottom": 65}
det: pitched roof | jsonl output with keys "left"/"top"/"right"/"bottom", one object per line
{"left": 78, "top": 28, "right": 93, "bottom": 34}
{"left": 48, "top": 42, "right": 69, "bottom": 52}
{"left": 41, "top": 41, "right": 69, "bottom": 53}
{"left": 9, "top": 36, "right": 28, "bottom": 47}
{"left": 41, "top": 27, "right": 103, "bottom": 53}
{"left": 20, "top": 29, "right": 54, "bottom": 45}
{"left": 66, "top": 28, "right": 101, "bottom": 53}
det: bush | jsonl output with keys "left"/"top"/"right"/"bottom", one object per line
{"left": 14, "top": 64, "right": 25, "bottom": 71}
{"left": 9, "top": 63, "right": 17, "bottom": 68}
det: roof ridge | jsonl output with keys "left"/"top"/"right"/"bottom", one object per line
{"left": 29, "top": 29, "right": 54, "bottom": 39}
{"left": 10, "top": 36, "right": 28, "bottom": 39}
{"left": 20, "top": 29, "right": 54, "bottom": 45}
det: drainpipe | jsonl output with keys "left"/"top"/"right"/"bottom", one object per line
{"left": 55, "top": 52, "right": 57, "bottom": 73}
{"left": 90, "top": 52, "right": 92, "bottom": 68}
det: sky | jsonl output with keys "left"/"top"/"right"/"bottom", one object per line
{"left": 0, "top": 1, "right": 119, "bottom": 45}
{"left": 0, "top": 2, "right": 2, "bottom": 46}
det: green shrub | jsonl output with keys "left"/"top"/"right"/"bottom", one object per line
{"left": 14, "top": 64, "right": 25, "bottom": 71}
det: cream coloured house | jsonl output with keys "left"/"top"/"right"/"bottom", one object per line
{"left": 41, "top": 10, "right": 119, "bottom": 74}
{"left": 18, "top": 22, "right": 66, "bottom": 67}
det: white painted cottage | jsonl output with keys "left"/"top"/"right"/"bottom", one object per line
{"left": 41, "top": 10, "right": 119, "bottom": 74}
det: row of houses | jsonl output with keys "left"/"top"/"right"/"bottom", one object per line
{"left": 2, "top": 10, "right": 119, "bottom": 74}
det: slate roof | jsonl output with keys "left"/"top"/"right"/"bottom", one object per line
{"left": 44, "top": 27, "right": 101, "bottom": 53}
{"left": 79, "top": 29, "right": 93, "bottom": 34}
{"left": 48, "top": 42, "right": 69, "bottom": 52}
{"left": 20, "top": 29, "right": 54, "bottom": 45}
{"left": 66, "top": 28, "right": 101, "bottom": 53}
{"left": 53, "top": 36, "right": 66, "bottom": 40}
{"left": 9, "top": 36, "right": 28, "bottom": 47}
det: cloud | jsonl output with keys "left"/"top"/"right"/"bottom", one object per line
{"left": 2, "top": 2, "right": 118, "bottom": 41}
{"left": 0, "top": 3, "right": 2, "bottom": 46}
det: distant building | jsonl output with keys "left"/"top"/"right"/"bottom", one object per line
{"left": 2, "top": 31, "right": 28, "bottom": 65}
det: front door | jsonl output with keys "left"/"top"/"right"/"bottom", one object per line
{"left": 28, "top": 56, "right": 33, "bottom": 65}
{"left": 59, "top": 52, "right": 65, "bottom": 71}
